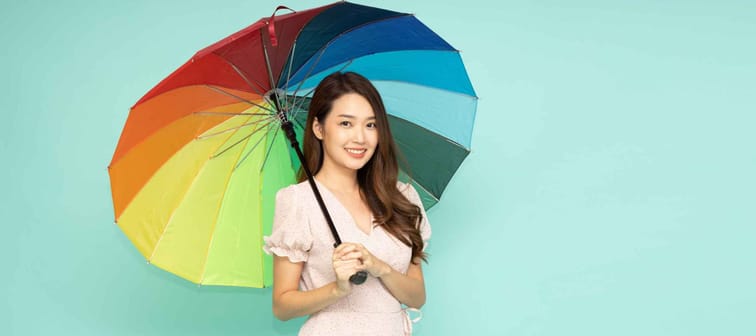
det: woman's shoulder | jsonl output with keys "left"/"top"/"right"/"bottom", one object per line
{"left": 276, "top": 181, "right": 308, "bottom": 200}
{"left": 395, "top": 180, "right": 411, "bottom": 193}
{"left": 395, "top": 181, "right": 421, "bottom": 203}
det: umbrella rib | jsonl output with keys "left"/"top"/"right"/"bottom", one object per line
{"left": 292, "top": 117, "right": 306, "bottom": 132}
{"left": 222, "top": 58, "right": 269, "bottom": 98}
{"left": 232, "top": 119, "right": 277, "bottom": 170}
{"left": 288, "top": 87, "right": 315, "bottom": 122}
{"left": 279, "top": 99, "right": 309, "bottom": 133}
{"left": 212, "top": 118, "right": 277, "bottom": 159}
{"left": 285, "top": 43, "right": 298, "bottom": 105}
{"left": 280, "top": 41, "right": 298, "bottom": 111}
{"left": 198, "top": 115, "right": 276, "bottom": 140}
{"left": 290, "top": 88, "right": 315, "bottom": 126}
{"left": 289, "top": 59, "right": 353, "bottom": 117}
{"left": 407, "top": 178, "right": 440, "bottom": 204}
{"left": 194, "top": 111, "right": 272, "bottom": 116}
{"left": 261, "top": 28, "right": 287, "bottom": 118}
{"left": 285, "top": 43, "right": 333, "bottom": 105}
{"left": 205, "top": 85, "right": 276, "bottom": 114}
{"left": 258, "top": 123, "right": 281, "bottom": 173}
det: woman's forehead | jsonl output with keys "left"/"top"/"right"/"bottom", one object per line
{"left": 329, "top": 93, "right": 375, "bottom": 119}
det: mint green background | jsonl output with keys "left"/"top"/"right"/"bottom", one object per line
{"left": 2, "top": 0, "right": 755, "bottom": 335}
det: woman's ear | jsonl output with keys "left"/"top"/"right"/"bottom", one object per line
{"left": 312, "top": 117, "right": 324, "bottom": 140}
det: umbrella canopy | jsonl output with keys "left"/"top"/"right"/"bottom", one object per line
{"left": 108, "top": 1, "right": 477, "bottom": 288}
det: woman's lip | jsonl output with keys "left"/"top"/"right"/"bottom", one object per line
{"left": 345, "top": 148, "right": 367, "bottom": 158}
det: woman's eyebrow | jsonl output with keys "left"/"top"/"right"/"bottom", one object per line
{"left": 335, "top": 114, "right": 376, "bottom": 120}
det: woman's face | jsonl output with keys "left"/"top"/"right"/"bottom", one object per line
{"left": 313, "top": 92, "right": 379, "bottom": 173}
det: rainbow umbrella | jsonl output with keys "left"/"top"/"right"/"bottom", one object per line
{"left": 108, "top": 1, "right": 477, "bottom": 288}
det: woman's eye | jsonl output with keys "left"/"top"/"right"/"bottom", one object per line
{"left": 339, "top": 121, "right": 351, "bottom": 127}
{"left": 367, "top": 122, "right": 377, "bottom": 129}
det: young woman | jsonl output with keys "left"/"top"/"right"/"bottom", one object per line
{"left": 264, "top": 72, "right": 431, "bottom": 335}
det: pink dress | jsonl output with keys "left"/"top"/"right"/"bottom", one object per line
{"left": 264, "top": 180, "right": 431, "bottom": 336}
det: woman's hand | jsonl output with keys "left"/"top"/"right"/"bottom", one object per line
{"left": 332, "top": 245, "right": 366, "bottom": 296}
{"left": 335, "top": 242, "right": 391, "bottom": 278}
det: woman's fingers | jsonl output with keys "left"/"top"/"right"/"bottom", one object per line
{"left": 338, "top": 251, "right": 363, "bottom": 261}
{"left": 333, "top": 243, "right": 373, "bottom": 277}
{"left": 333, "top": 242, "right": 388, "bottom": 279}
{"left": 334, "top": 243, "right": 368, "bottom": 259}
{"left": 335, "top": 242, "right": 367, "bottom": 253}
{"left": 333, "top": 257, "right": 360, "bottom": 268}
{"left": 334, "top": 259, "right": 364, "bottom": 279}
{"left": 334, "top": 243, "right": 358, "bottom": 256}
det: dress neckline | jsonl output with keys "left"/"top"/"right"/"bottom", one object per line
{"left": 312, "top": 179, "right": 375, "bottom": 237}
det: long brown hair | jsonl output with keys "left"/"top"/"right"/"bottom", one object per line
{"left": 299, "top": 72, "right": 426, "bottom": 264}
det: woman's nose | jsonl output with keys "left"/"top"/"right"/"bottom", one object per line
{"left": 352, "top": 128, "right": 365, "bottom": 143}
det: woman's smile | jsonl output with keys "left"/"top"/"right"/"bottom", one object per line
{"left": 345, "top": 147, "right": 367, "bottom": 158}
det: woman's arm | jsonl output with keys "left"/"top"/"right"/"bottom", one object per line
{"left": 272, "top": 251, "right": 365, "bottom": 321}
{"left": 376, "top": 261, "right": 426, "bottom": 308}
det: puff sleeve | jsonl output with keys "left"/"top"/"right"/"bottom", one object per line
{"left": 263, "top": 185, "right": 313, "bottom": 263}
{"left": 402, "top": 183, "right": 432, "bottom": 251}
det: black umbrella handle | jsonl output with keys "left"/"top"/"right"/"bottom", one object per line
{"left": 276, "top": 108, "right": 367, "bottom": 285}
{"left": 349, "top": 271, "right": 368, "bottom": 285}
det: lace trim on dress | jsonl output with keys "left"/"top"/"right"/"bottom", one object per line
{"left": 263, "top": 236, "right": 309, "bottom": 263}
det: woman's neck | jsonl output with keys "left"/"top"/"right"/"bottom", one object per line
{"left": 314, "top": 165, "right": 360, "bottom": 195}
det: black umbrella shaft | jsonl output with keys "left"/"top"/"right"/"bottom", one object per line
{"left": 284, "top": 122, "right": 343, "bottom": 246}
{"left": 271, "top": 95, "right": 368, "bottom": 285}
{"left": 270, "top": 95, "right": 342, "bottom": 246}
